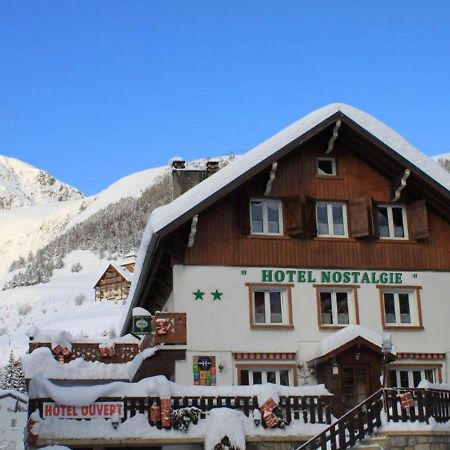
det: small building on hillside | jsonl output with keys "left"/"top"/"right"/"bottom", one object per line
{"left": 94, "top": 255, "right": 136, "bottom": 301}
{"left": 0, "top": 389, "right": 27, "bottom": 450}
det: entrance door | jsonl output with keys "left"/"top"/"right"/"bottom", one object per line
{"left": 342, "top": 366, "right": 370, "bottom": 410}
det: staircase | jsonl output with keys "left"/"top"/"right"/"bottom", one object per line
{"left": 294, "top": 387, "right": 450, "bottom": 450}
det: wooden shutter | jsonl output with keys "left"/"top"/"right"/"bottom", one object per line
{"left": 349, "top": 198, "right": 369, "bottom": 238}
{"left": 304, "top": 196, "right": 317, "bottom": 237}
{"left": 370, "top": 198, "right": 380, "bottom": 239}
{"left": 408, "top": 199, "right": 429, "bottom": 240}
{"left": 240, "top": 197, "right": 251, "bottom": 235}
{"left": 283, "top": 197, "right": 303, "bottom": 236}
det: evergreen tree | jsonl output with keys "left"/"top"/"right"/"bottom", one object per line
{"left": 0, "top": 351, "right": 26, "bottom": 393}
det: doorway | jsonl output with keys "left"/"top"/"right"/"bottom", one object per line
{"left": 342, "top": 365, "right": 370, "bottom": 410}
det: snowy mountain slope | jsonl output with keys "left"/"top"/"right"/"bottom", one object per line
{"left": 0, "top": 155, "right": 84, "bottom": 209}
{"left": 0, "top": 251, "right": 127, "bottom": 367}
{"left": 0, "top": 155, "right": 231, "bottom": 368}
{"left": 0, "top": 199, "right": 90, "bottom": 275}
{"left": 68, "top": 165, "right": 169, "bottom": 227}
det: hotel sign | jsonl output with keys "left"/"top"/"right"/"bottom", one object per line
{"left": 43, "top": 402, "right": 124, "bottom": 419}
{"left": 261, "top": 269, "right": 403, "bottom": 285}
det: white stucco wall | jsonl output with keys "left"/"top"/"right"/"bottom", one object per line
{"left": 171, "top": 265, "right": 450, "bottom": 385}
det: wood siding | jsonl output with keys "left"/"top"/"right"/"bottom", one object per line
{"left": 182, "top": 138, "right": 450, "bottom": 271}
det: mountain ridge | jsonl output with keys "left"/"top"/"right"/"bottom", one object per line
{"left": 0, "top": 155, "right": 84, "bottom": 210}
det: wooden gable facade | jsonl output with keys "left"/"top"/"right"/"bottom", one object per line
{"left": 94, "top": 263, "right": 134, "bottom": 301}
{"left": 165, "top": 123, "right": 449, "bottom": 273}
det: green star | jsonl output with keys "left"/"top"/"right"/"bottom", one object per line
{"left": 193, "top": 289, "right": 205, "bottom": 301}
{"left": 211, "top": 289, "right": 223, "bottom": 301}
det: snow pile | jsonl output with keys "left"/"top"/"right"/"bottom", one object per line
{"left": 27, "top": 327, "right": 73, "bottom": 349}
{"left": 316, "top": 325, "right": 395, "bottom": 358}
{"left": 418, "top": 380, "right": 450, "bottom": 391}
{"left": 29, "top": 375, "right": 331, "bottom": 405}
{"left": 204, "top": 408, "right": 246, "bottom": 450}
{"left": 40, "top": 446, "right": 72, "bottom": 450}
{"left": 127, "top": 347, "right": 158, "bottom": 380}
{"left": 22, "top": 347, "right": 131, "bottom": 380}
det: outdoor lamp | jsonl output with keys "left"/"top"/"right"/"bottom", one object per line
{"left": 382, "top": 335, "right": 393, "bottom": 354}
{"left": 252, "top": 408, "right": 262, "bottom": 427}
{"left": 111, "top": 412, "right": 120, "bottom": 429}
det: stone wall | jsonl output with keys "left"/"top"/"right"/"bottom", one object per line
{"left": 247, "top": 441, "right": 304, "bottom": 450}
{"left": 384, "top": 433, "right": 450, "bottom": 450}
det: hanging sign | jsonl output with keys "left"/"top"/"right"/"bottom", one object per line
{"left": 132, "top": 315, "right": 151, "bottom": 335}
{"left": 193, "top": 356, "right": 216, "bottom": 386}
{"left": 399, "top": 392, "right": 415, "bottom": 409}
{"left": 43, "top": 402, "right": 125, "bottom": 419}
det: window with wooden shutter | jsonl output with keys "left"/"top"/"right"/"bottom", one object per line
{"left": 240, "top": 197, "right": 251, "bottom": 235}
{"left": 283, "top": 197, "right": 303, "bottom": 236}
{"left": 304, "top": 196, "right": 317, "bottom": 237}
{"left": 408, "top": 199, "right": 429, "bottom": 240}
{"left": 349, "top": 198, "right": 369, "bottom": 238}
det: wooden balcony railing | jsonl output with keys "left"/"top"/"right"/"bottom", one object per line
{"left": 29, "top": 393, "right": 332, "bottom": 431}
{"left": 28, "top": 341, "right": 139, "bottom": 364}
{"left": 296, "top": 387, "right": 450, "bottom": 450}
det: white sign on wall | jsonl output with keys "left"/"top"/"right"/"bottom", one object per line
{"left": 43, "top": 402, "right": 125, "bottom": 419}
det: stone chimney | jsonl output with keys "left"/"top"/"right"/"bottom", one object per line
{"left": 171, "top": 159, "right": 221, "bottom": 199}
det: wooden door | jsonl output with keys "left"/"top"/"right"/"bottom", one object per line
{"left": 342, "top": 365, "right": 371, "bottom": 410}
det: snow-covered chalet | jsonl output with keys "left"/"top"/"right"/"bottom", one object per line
{"left": 26, "top": 103, "right": 450, "bottom": 450}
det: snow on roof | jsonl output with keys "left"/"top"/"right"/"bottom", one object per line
{"left": 149, "top": 103, "right": 450, "bottom": 236}
{"left": 314, "top": 325, "right": 395, "bottom": 360}
{"left": 0, "top": 388, "right": 28, "bottom": 403}
{"left": 111, "top": 263, "right": 133, "bottom": 282}
{"left": 27, "top": 326, "right": 73, "bottom": 350}
{"left": 121, "top": 103, "right": 450, "bottom": 333}
{"left": 29, "top": 374, "right": 331, "bottom": 405}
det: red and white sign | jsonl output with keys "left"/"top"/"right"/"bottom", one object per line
{"left": 43, "top": 402, "right": 124, "bottom": 419}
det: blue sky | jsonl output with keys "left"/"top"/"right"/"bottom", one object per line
{"left": 1, "top": 1, "right": 449, "bottom": 195}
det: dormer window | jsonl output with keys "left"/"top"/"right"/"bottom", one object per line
{"left": 250, "top": 199, "right": 283, "bottom": 235}
{"left": 317, "top": 157, "right": 336, "bottom": 176}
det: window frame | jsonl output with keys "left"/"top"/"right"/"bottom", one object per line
{"left": 249, "top": 198, "right": 284, "bottom": 236}
{"left": 315, "top": 201, "right": 349, "bottom": 238}
{"left": 376, "top": 204, "right": 409, "bottom": 240}
{"left": 378, "top": 285, "right": 424, "bottom": 330}
{"left": 316, "top": 157, "right": 337, "bottom": 176}
{"left": 236, "top": 363, "right": 297, "bottom": 386}
{"left": 246, "top": 283, "right": 294, "bottom": 329}
{"left": 388, "top": 364, "right": 442, "bottom": 388}
{"left": 314, "top": 284, "right": 360, "bottom": 329}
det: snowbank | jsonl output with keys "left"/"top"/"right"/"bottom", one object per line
{"left": 29, "top": 374, "right": 331, "bottom": 405}
{"left": 23, "top": 347, "right": 132, "bottom": 380}
{"left": 418, "top": 380, "right": 450, "bottom": 391}
{"left": 204, "top": 408, "right": 246, "bottom": 450}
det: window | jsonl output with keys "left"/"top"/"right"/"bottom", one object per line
{"left": 317, "top": 157, "right": 336, "bottom": 176}
{"left": 379, "top": 287, "right": 423, "bottom": 329}
{"left": 238, "top": 366, "right": 294, "bottom": 386}
{"left": 246, "top": 283, "right": 293, "bottom": 328}
{"left": 315, "top": 285, "right": 359, "bottom": 328}
{"left": 250, "top": 199, "right": 283, "bottom": 235}
{"left": 376, "top": 205, "right": 408, "bottom": 239}
{"left": 316, "top": 202, "right": 348, "bottom": 237}
{"left": 389, "top": 367, "right": 437, "bottom": 388}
